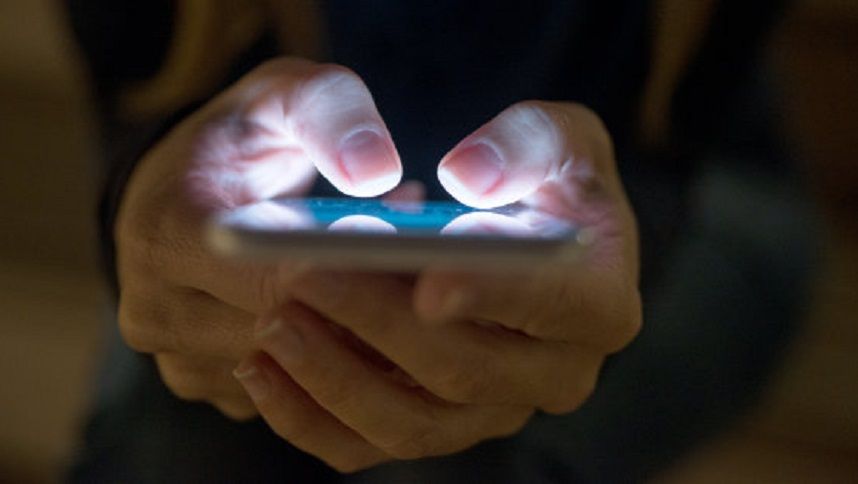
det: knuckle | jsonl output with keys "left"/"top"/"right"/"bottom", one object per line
{"left": 494, "top": 407, "right": 534, "bottom": 438}
{"left": 295, "top": 64, "right": 369, "bottom": 110}
{"left": 600, "top": 286, "right": 643, "bottom": 353}
{"left": 513, "top": 100, "right": 614, "bottom": 170}
{"left": 504, "top": 101, "right": 561, "bottom": 139}
{"left": 118, "top": 317, "right": 158, "bottom": 354}
{"left": 237, "top": 59, "right": 371, "bottom": 127}
{"left": 543, "top": 366, "right": 599, "bottom": 415}
{"left": 111, "top": 292, "right": 230, "bottom": 364}
{"left": 304, "top": 63, "right": 363, "bottom": 91}
{"left": 508, "top": 99, "right": 551, "bottom": 118}
{"left": 556, "top": 102, "right": 606, "bottom": 134}
{"left": 157, "top": 360, "right": 204, "bottom": 401}
{"left": 547, "top": 274, "right": 638, "bottom": 353}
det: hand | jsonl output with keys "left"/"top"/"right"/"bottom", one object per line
{"left": 114, "top": 58, "right": 403, "bottom": 419}
{"left": 233, "top": 101, "right": 642, "bottom": 471}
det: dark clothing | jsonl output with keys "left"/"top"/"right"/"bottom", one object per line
{"left": 323, "top": 1, "right": 649, "bottom": 190}
{"left": 66, "top": 1, "right": 810, "bottom": 482}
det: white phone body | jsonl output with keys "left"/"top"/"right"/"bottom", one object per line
{"left": 207, "top": 197, "right": 587, "bottom": 271}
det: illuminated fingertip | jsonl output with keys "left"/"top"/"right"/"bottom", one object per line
{"left": 437, "top": 143, "right": 506, "bottom": 208}
{"left": 338, "top": 129, "right": 402, "bottom": 197}
{"left": 437, "top": 167, "right": 485, "bottom": 208}
{"left": 349, "top": 171, "right": 402, "bottom": 197}
{"left": 438, "top": 169, "right": 503, "bottom": 209}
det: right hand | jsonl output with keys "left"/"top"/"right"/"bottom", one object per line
{"left": 115, "top": 58, "right": 403, "bottom": 420}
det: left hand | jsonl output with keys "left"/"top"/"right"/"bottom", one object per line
{"left": 232, "top": 101, "right": 642, "bottom": 472}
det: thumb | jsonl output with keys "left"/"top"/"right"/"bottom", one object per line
{"left": 226, "top": 59, "right": 403, "bottom": 197}
{"left": 437, "top": 101, "right": 617, "bottom": 209}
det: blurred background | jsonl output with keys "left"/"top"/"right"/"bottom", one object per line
{"left": 0, "top": 0, "right": 855, "bottom": 482}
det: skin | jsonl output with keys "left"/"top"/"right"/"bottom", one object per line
{"left": 116, "top": 57, "right": 642, "bottom": 472}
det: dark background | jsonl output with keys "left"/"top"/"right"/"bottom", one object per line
{"left": 0, "top": 0, "right": 855, "bottom": 481}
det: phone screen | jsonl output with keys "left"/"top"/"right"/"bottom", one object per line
{"left": 220, "top": 197, "right": 577, "bottom": 241}
{"left": 210, "top": 197, "right": 584, "bottom": 268}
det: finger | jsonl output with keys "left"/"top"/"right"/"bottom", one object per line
{"left": 414, "top": 266, "right": 642, "bottom": 352}
{"left": 117, "top": 59, "right": 402, "bottom": 321}
{"left": 218, "top": 58, "right": 402, "bottom": 197}
{"left": 437, "top": 101, "right": 622, "bottom": 210}
{"left": 154, "top": 352, "right": 259, "bottom": 420}
{"left": 433, "top": 101, "right": 640, "bottom": 348}
{"left": 211, "top": 397, "right": 259, "bottom": 421}
{"left": 119, "top": 286, "right": 256, "bottom": 360}
{"left": 233, "top": 352, "right": 389, "bottom": 473}
{"left": 154, "top": 352, "right": 248, "bottom": 401}
{"left": 119, "top": 238, "right": 302, "bottom": 317}
{"left": 289, "top": 271, "right": 597, "bottom": 411}
{"left": 116, "top": 176, "right": 303, "bottom": 317}
{"left": 256, "top": 303, "right": 532, "bottom": 459}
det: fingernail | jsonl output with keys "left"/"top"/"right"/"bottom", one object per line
{"left": 256, "top": 317, "right": 303, "bottom": 365}
{"left": 233, "top": 361, "right": 271, "bottom": 403}
{"left": 439, "top": 143, "right": 504, "bottom": 198}
{"left": 339, "top": 129, "right": 401, "bottom": 195}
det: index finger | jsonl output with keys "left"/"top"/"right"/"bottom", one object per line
{"left": 219, "top": 59, "right": 402, "bottom": 197}
{"left": 120, "top": 59, "right": 403, "bottom": 314}
{"left": 413, "top": 263, "right": 642, "bottom": 353}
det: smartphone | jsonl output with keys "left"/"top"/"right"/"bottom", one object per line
{"left": 207, "top": 197, "right": 587, "bottom": 270}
